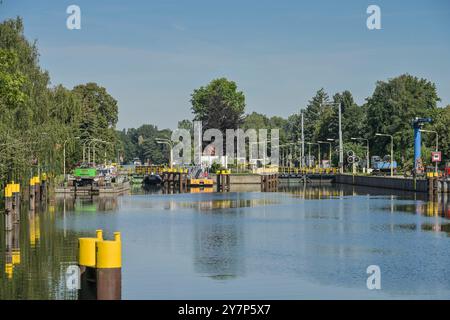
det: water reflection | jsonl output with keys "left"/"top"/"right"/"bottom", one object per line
{"left": 2, "top": 184, "right": 450, "bottom": 299}
{"left": 0, "top": 205, "right": 78, "bottom": 299}
{"left": 193, "top": 216, "right": 245, "bottom": 280}
{"left": 4, "top": 223, "right": 20, "bottom": 280}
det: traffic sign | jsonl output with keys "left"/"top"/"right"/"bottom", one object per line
{"left": 432, "top": 151, "right": 441, "bottom": 163}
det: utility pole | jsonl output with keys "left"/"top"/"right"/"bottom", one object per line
{"left": 338, "top": 102, "right": 343, "bottom": 174}
{"left": 322, "top": 102, "right": 343, "bottom": 172}
{"left": 301, "top": 111, "right": 305, "bottom": 168}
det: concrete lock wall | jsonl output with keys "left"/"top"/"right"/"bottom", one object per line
{"left": 210, "top": 174, "right": 262, "bottom": 185}
{"left": 335, "top": 174, "right": 429, "bottom": 193}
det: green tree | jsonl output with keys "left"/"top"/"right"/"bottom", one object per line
{"left": 334, "top": 91, "right": 366, "bottom": 141}
{"left": 177, "top": 119, "right": 193, "bottom": 132}
{"left": 242, "top": 112, "right": 269, "bottom": 130}
{"left": 0, "top": 17, "right": 121, "bottom": 183}
{"left": 191, "top": 78, "right": 246, "bottom": 133}
{"left": 366, "top": 74, "right": 440, "bottom": 167}
{"left": 303, "top": 88, "right": 331, "bottom": 143}
{"left": 432, "top": 105, "right": 450, "bottom": 163}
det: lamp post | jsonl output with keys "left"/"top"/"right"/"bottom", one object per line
{"left": 307, "top": 142, "right": 320, "bottom": 168}
{"left": 63, "top": 136, "right": 80, "bottom": 182}
{"left": 351, "top": 137, "right": 370, "bottom": 173}
{"left": 420, "top": 129, "right": 439, "bottom": 175}
{"left": 82, "top": 139, "right": 96, "bottom": 163}
{"left": 87, "top": 139, "right": 106, "bottom": 165}
{"left": 87, "top": 139, "right": 98, "bottom": 164}
{"left": 318, "top": 141, "right": 332, "bottom": 167}
{"left": 93, "top": 140, "right": 112, "bottom": 166}
{"left": 156, "top": 138, "right": 176, "bottom": 168}
{"left": 375, "top": 133, "right": 394, "bottom": 177}
{"left": 249, "top": 141, "right": 268, "bottom": 168}
{"left": 321, "top": 102, "right": 343, "bottom": 173}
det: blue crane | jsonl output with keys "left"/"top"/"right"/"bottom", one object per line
{"left": 412, "top": 117, "right": 432, "bottom": 171}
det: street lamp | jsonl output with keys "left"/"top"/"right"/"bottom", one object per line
{"left": 63, "top": 136, "right": 80, "bottom": 181}
{"left": 306, "top": 142, "right": 320, "bottom": 168}
{"left": 375, "top": 133, "right": 394, "bottom": 177}
{"left": 93, "top": 140, "right": 112, "bottom": 165}
{"left": 82, "top": 138, "right": 96, "bottom": 163}
{"left": 249, "top": 141, "right": 268, "bottom": 169}
{"left": 87, "top": 139, "right": 104, "bottom": 164}
{"left": 351, "top": 137, "right": 370, "bottom": 173}
{"left": 318, "top": 141, "right": 332, "bottom": 166}
{"left": 420, "top": 129, "right": 439, "bottom": 175}
{"left": 321, "top": 102, "right": 343, "bottom": 173}
{"left": 156, "top": 138, "right": 176, "bottom": 168}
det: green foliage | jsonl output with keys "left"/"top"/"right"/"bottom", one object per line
{"left": 191, "top": 78, "right": 246, "bottom": 131}
{"left": 0, "top": 18, "right": 119, "bottom": 184}
{"left": 366, "top": 74, "right": 440, "bottom": 165}
{"left": 432, "top": 105, "right": 450, "bottom": 163}
{"left": 117, "top": 125, "right": 172, "bottom": 164}
{"left": 177, "top": 119, "right": 193, "bottom": 132}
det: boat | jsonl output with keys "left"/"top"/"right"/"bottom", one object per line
{"left": 130, "top": 175, "right": 144, "bottom": 185}
{"left": 143, "top": 174, "right": 162, "bottom": 186}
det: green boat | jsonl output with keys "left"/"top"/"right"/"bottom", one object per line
{"left": 131, "top": 175, "right": 144, "bottom": 185}
{"left": 73, "top": 167, "right": 98, "bottom": 186}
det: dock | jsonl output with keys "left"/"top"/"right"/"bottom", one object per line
{"left": 55, "top": 181, "right": 131, "bottom": 195}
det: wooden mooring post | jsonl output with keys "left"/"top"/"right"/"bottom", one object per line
{"left": 162, "top": 168, "right": 188, "bottom": 193}
{"left": 261, "top": 173, "right": 279, "bottom": 192}
{"left": 78, "top": 230, "right": 122, "bottom": 300}
{"left": 216, "top": 170, "right": 231, "bottom": 192}
{"left": 4, "top": 184, "right": 13, "bottom": 231}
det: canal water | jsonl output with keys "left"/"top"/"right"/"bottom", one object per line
{"left": 1, "top": 183, "right": 450, "bottom": 299}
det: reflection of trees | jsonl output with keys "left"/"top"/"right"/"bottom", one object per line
{"left": 193, "top": 218, "right": 245, "bottom": 280}
{"left": 280, "top": 184, "right": 346, "bottom": 199}
{"left": 0, "top": 207, "right": 78, "bottom": 299}
{"left": 54, "top": 196, "right": 118, "bottom": 213}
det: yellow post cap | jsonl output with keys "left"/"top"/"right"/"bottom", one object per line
{"left": 5, "top": 185, "right": 12, "bottom": 198}
{"left": 79, "top": 238, "right": 98, "bottom": 267}
{"left": 96, "top": 235, "right": 122, "bottom": 269}
{"left": 96, "top": 229, "right": 104, "bottom": 240}
{"left": 12, "top": 250, "right": 20, "bottom": 265}
{"left": 78, "top": 230, "right": 103, "bottom": 267}
{"left": 5, "top": 263, "right": 13, "bottom": 279}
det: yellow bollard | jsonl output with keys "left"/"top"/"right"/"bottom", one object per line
{"left": 96, "top": 232, "right": 122, "bottom": 300}
{"left": 4, "top": 184, "right": 13, "bottom": 231}
{"left": 79, "top": 230, "right": 103, "bottom": 267}
{"left": 5, "top": 184, "right": 11, "bottom": 198}
{"left": 5, "top": 263, "right": 13, "bottom": 279}
{"left": 96, "top": 232, "right": 122, "bottom": 269}
{"left": 78, "top": 229, "right": 104, "bottom": 300}
{"left": 12, "top": 250, "right": 20, "bottom": 265}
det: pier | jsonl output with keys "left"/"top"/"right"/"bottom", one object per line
{"left": 335, "top": 174, "right": 450, "bottom": 195}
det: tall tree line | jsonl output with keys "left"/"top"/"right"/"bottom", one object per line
{"left": 0, "top": 18, "right": 119, "bottom": 186}
{"left": 119, "top": 75, "right": 449, "bottom": 170}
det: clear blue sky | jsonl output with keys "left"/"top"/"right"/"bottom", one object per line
{"left": 1, "top": 0, "right": 449, "bottom": 130}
